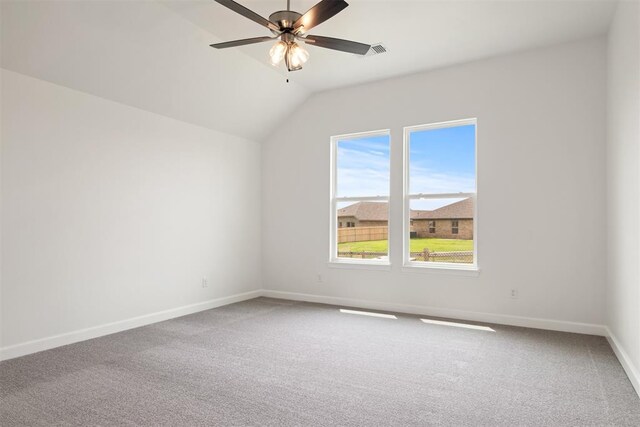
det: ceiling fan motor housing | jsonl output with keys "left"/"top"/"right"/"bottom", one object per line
{"left": 269, "top": 10, "right": 302, "bottom": 33}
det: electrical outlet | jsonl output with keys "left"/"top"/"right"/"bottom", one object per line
{"left": 202, "top": 278, "right": 208, "bottom": 288}
{"left": 317, "top": 274, "right": 323, "bottom": 283}
{"left": 510, "top": 289, "right": 519, "bottom": 299}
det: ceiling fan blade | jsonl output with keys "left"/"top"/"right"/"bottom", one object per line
{"left": 302, "top": 35, "right": 370, "bottom": 55}
{"left": 214, "top": 0, "right": 280, "bottom": 32}
{"left": 210, "top": 36, "right": 276, "bottom": 49}
{"left": 293, "top": 0, "right": 349, "bottom": 33}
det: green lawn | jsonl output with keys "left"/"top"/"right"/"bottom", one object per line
{"left": 338, "top": 238, "right": 473, "bottom": 253}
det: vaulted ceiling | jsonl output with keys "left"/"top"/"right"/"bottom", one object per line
{"left": 1, "top": 1, "right": 617, "bottom": 140}
{"left": 1, "top": 0, "right": 310, "bottom": 141}
{"left": 165, "top": 0, "right": 617, "bottom": 92}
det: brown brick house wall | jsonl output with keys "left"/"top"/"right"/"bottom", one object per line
{"left": 337, "top": 217, "right": 386, "bottom": 228}
{"left": 337, "top": 216, "right": 357, "bottom": 228}
{"left": 412, "top": 219, "right": 473, "bottom": 239}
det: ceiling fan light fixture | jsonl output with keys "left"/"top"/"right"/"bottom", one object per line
{"left": 269, "top": 40, "right": 287, "bottom": 65}
{"left": 288, "top": 42, "right": 309, "bottom": 68}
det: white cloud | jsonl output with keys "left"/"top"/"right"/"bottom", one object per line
{"left": 337, "top": 146, "right": 390, "bottom": 197}
{"left": 409, "top": 165, "right": 475, "bottom": 194}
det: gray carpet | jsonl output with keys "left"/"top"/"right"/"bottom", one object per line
{"left": 1, "top": 297, "right": 639, "bottom": 426}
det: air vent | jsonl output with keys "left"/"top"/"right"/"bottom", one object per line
{"left": 365, "top": 43, "right": 387, "bottom": 56}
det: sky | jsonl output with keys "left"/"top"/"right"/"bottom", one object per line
{"left": 336, "top": 134, "right": 390, "bottom": 197}
{"left": 336, "top": 124, "right": 475, "bottom": 211}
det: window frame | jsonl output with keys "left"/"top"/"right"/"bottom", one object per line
{"left": 402, "top": 118, "right": 478, "bottom": 271}
{"left": 329, "top": 129, "right": 391, "bottom": 267}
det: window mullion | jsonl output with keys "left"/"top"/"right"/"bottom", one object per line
{"left": 408, "top": 192, "right": 476, "bottom": 200}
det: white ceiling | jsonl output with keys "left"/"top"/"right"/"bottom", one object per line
{"left": 0, "top": 0, "right": 310, "bottom": 141}
{"left": 1, "top": 1, "right": 617, "bottom": 140}
{"left": 163, "top": 0, "right": 617, "bottom": 92}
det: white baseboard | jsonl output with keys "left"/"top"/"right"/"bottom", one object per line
{"left": 0, "top": 289, "right": 262, "bottom": 361}
{"left": 5, "top": 287, "right": 636, "bottom": 400}
{"left": 606, "top": 328, "right": 640, "bottom": 398}
{"left": 262, "top": 289, "right": 607, "bottom": 336}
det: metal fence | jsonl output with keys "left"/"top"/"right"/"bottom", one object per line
{"left": 337, "top": 251, "right": 387, "bottom": 259}
{"left": 337, "top": 248, "right": 473, "bottom": 263}
{"left": 410, "top": 249, "right": 473, "bottom": 263}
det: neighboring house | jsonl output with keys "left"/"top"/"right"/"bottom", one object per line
{"left": 337, "top": 202, "right": 389, "bottom": 228}
{"left": 410, "top": 198, "right": 474, "bottom": 240}
{"left": 337, "top": 199, "right": 473, "bottom": 240}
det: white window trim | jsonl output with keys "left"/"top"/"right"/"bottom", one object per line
{"left": 329, "top": 129, "right": 391, "bottom": 266}
{"left": 402, "top": 118, "right": 479, "bottom": 272}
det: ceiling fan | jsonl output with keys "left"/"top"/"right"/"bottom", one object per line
{"left": 210, "top": 0, "right": 372, "bottom": 72}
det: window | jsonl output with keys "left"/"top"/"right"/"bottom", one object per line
{"left": 339, "top": 222, "right": 343, "bottom": 228}
{"left": 404, "top": 119, "right": 477, "bottom": 269}
{"left": 330, "top": 130, "right": 390, "bottom": 264}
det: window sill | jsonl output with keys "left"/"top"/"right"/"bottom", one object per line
{"left": 328, "top": 259, "right": 392, "bottom": 271}
{"left": 402, "top": 262, "right": 480, "bottom": 277}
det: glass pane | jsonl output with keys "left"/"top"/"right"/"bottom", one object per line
{"left": 336, "top": 133, "right": 390, "bottom": 197}
{"left": 409, "top": 198, "right": 474, "bottom": 264}
{"left": 336, "top": 200, "right": 388, "bottom": 260}
{"left": 409, "top": 124, "right": 475, "bottom": 194}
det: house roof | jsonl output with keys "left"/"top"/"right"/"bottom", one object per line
{"left": 337, "top": 202, "right": 389, "bottom": 222}
{"left": 412, "top": 198, "right": 474, "bottom": 220}
{"left": 338, "top": 199, "right": 473, "bottom": 221}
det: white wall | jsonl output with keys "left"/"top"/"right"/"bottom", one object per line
{"left": 606, "top": 0, "right": 640, "bottom": 392}
{"left": 1, "top": 69, "right": 262, "bottom": 355}
{"left": 262, "top": 38, "right": 607, "bottom": 330}
{"left": 0, "top": 6, "right": 3, "bottom": 351}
